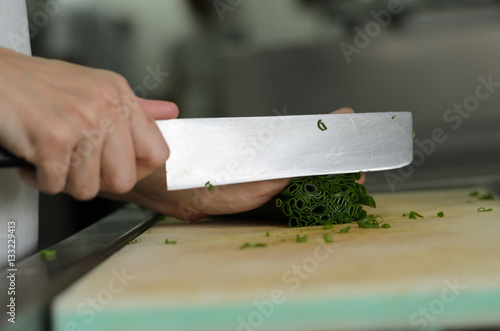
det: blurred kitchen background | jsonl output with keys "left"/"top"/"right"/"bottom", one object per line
{"left": 26, "top": 0, "right": 500, "bottom": 248}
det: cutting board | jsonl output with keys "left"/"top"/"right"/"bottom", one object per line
{"left": 52, "top": 188, "right": 500, "bottom": 331}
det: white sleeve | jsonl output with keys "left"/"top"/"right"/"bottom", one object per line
{"left": 0, "top": 0, "right": 39, "bottom": 267}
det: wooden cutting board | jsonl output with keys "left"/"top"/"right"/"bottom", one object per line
{"left": 52, "top": 188, "right": 500, "bottom": 331}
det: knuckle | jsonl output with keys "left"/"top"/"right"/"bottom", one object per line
{"left": 39, "top": 177, "right": 65, "bottom": 195}
{"left": 145, "top": 144, "right": 169, "bottom": 167}
{"left": 72, "top": 185, "right": 99, "bottom": 201}
{"left": 93, "top": 72, "right": 136, "bottom": 117}
{"left": 103, "top": 172, "right": 137, "bottom": 194}
{"left": 42, "top": 125, "right": 74, "bottom": 148}
{"left": 101, "top": 71, "right": 130, "bottom": 96}
{"left": 40, "top": 185, "right": 58, "bottom": 195}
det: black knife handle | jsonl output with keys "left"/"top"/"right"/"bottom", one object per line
{"left": 0, "top": 146, "right": 32, "bottom": 168}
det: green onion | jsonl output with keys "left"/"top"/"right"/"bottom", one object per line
{"left": 240, "top": 242, "right": 268, "bottom": 249}
{"left": 392, "top": 115, "right": 397, "bottom": 119}
{"left": 357, "top": 214, "right": 382, "bottom": 228}
{"left": 469, "top": 191, "right": 479, "bottom": 197}
{"left": 479, "top": 192, "right": 494, "bottom": 200}
{"left": 412, "top": 131, "right": 416, "bottom": 140}
{"left": 275, "top": 173, "right": 375, "bottom": 228}
{"left": 317, "top": 119, "right": 327, "bottom": 131}
{"left": 40, "top": 249, "right": 56, "bottom": 261}
{"left": 280, "top": 239, "right": 286, "bottom": 242}
{"left": 127, "top": 238, "right": 142, "bottom": 245}
{"left": 265, "top": 230, "right": 270, "bottom": 237}
{"left": 381, "top": 223, "right": 391, "bottom": 228}
{"left": 324, "top": 234, "right": 333, "bottom": 243}
{"left": 164, "top": 239, "right": 177, "bottom": 244}
{"left": 205, "top": 181, "right": 213, "bottom": 191}
{"left": 340, "top": 226, "right": 351, "bottom": 233}
{"left": 323, "top": 223, "right": 334, "bottom": 230}
{"left": 403, "top": 211, "right": 423, "bottom": 219}
{"left": 477, "top": 207, "right": 493, "bottom": 212}
{"left": 296, "top": 234, "right": 308, "bottom": 243}
{"left": 437, "top": 211, "right": 444, "bottom": 217}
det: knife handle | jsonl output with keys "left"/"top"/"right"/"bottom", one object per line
{"left": 0, "top": 146, "right": 32, "bottom": 168}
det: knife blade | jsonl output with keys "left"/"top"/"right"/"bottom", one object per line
{"left": 158, "top": 112, "right": 413, "bottom": 191}
{"left": 0, "top": 112, "right": 413, "bottom": 191}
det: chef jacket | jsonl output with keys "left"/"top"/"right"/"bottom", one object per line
{"left": 0, "top": 0, "right": 39, "bottom": 267}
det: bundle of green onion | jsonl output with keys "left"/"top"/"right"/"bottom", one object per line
{"left": 275, "top": 173, "right": 376, "bottom": 228}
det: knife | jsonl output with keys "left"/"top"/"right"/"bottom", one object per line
{"left": 0, "top": 146, "right": 31, "bottom": 167}
{"left": 0, "top": 112, "right": 413, "bottom": 191}
{"left": 159, "top": 112, "right": 413, "bottom": 190}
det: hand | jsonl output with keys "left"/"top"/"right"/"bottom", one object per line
{"left": 0, "top": 47, "right": 178, "bottom": 200}
{"left": 109, "top": 108, "right": 365, "bottom": 221}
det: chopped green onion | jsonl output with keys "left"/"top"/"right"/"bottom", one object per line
{"left": 296, "top": 234, "right": 308, "bottom": 242}
{"left": 127, "top": 238, "right": 142, "bottom": 245}
{"left": 40, "top": 249, "right": 56, "bottom": 261}
{"left": 323, "top": 223, "right": 334, "bottom": 230}
{"left": 477, "top": 207, "right": 493, "bottom": 212}
{"left": 381, "top": 223, "right": 391, "bottom": 228}
{"left": 275, "top": 173, "right": 375, "bottom": 228}
{"left": 437, "top": 211, "right": 444, "bottom": 217}
{"left": 205, "top": 181, "right": 213, "bottom": 191}
{"left": 280, "top": 239, "right": 286, "bottom": 242}
{"left": 357, "top": 214, "right": 382, "bottom": 229}
{"left": 317, "top": 119, "right": 327, "bottom": 131}
{"left": 240, "top": 242, "right": 268, "bottom": 249}
{"left": 412, "top": 131, "right": 416, "bottom": 140}
{"left": 340, "top": 226, "right": 351, "bottom": 233}
{"left": 265, "top": 230, "right": 270, "bottom": 237}
{"left": 479, "top": 192, "right": 494, "bottom": 200}
{"left": 392, "top": 115, "right": 397, "bottom": 119}
{"left": 403, "top": 211, "right": 423, "bottom": 219}
{"left": 164, "top": 239, "right": 177, "bottom": 244}
{"left": 469, "top": 191, "right": 479, "bottom": 197}
{"left": 323, "top": 234, "right": 333, "bottom": 243}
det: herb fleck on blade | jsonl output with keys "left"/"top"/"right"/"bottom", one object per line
{"left": 317, "top": 119, "right": 327, "bottom": 131}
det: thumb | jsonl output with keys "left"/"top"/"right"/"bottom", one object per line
{"left": 137, "top": 98, "right": 179, "bottom": 120}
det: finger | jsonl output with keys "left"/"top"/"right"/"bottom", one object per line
{"left": 17, "top": 159, "right": 69, "bottom": 195}
{"left": 137, "top": 99, "right": 179, "bottom": 120}
{"left": 331, "top": 107, "right": 354, "bottom": 114}
{"left": 356, "top": 172, "right": 366, "bottom": 185}
{"left": 16, "top": 118, "right": 74, "bottom": 194}
{"left": 100, "top": 113, "right": 137, "bottom": 194}
{"left": 64, "top": 139, "right": 103, "bottom": 200}
{"left": 130, "top": 104, "right": 170, "bottom": 181}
